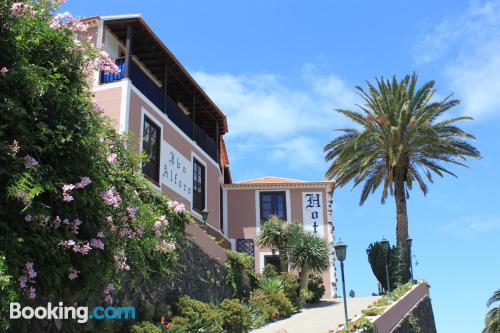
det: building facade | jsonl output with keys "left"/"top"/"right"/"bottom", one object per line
{"left": 84, "top": 14, "right": 336, "bottom": 297}
{"left": 224, "top": 177, "right": 337, "bottom": 297}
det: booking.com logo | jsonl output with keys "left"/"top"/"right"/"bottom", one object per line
{"left": 10, "top": 302, "right": 135, "bottom": 323}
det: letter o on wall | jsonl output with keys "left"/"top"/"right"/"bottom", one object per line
{"left": 35, "top": 306, "right": 47, "bottom": 319}
{"left": 22, "top": 307, "right": 34, "bottom": 319}
{"left": 105, "top": 307, "right": 117, "bottom": 319}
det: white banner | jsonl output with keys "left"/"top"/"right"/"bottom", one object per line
{"left": 302, "top": 192, "right": 324, "bottom": 236}
{"left": 160, "top": 141, "right": 193, "bottom": 203}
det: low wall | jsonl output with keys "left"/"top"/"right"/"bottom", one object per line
{"left": 373, "top": 283, "right": 437, "bottom": 333}
{"left": 185, "top": 223, "right": 228, "bottom": 263}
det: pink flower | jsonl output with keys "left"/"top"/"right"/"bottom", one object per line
{"left": 114, "top": 254, "right": 130, "bottom": 271}
{"left": 71, "top": 218, "right": 82, "bottom": 234}
{"left": 28, "top": 287, "right": 36, "bottom": 300}
{"left": 18, "top": 276, "right": 28, "bottom": 289}
{"left": 53, "top": 216, "right": 61, "bottom": 229}
{"left": 155, "top": 240, "right": 176, "bottom": 253}
{"left": 90, "top": 238, "right": 104, "bottom": 250}
{"left": 59, "top": 239, "right": 75, "bottom": 249}
{"left": 174, "top": 203, "right": 186, "bottom": 214}
{"left": 24, "top": 214, "right": 32, "bottom": 222}
{"left": 97, "top": 231, "right": 104, "bottom": 238}
{"left": 23, "top": 155, "right": 38, "bottom": 168}
{"left": 25, "top": 262, "right": 36, "bottom": 279}
{"left": 101, "top": 187, "right": 121, "bottom": 208}
{"left": 68, "top": 268, "right": 80, "bottom": 280}
{"left": 62, "top": 184, "right": 75, "bottom": 192}
{"left": 95, "top": 51, "right": 120, "bottom": 74}
{"left": 10, "top": 140, "right": 19, "bottom": 155}
{"left": 103, "top": 283, "right": 115, "bottom": 305}
{"left": 126, "top": 206, "right": 137, "bottom": 219}
{"left": 10, "top": 2, "right": 36, "bottom": 16}
{"left": 92, "top": 104, "right": 104, "bottom": 114}
{"left": 1, "top": 67, "right": 8, "bottom": 75}
{"left": 75, "top": 176, "right": 92, "bottom": 189}
{"left": 107, "top": 153, "right": 117, "bottom": 164}
{"left": 63, "top": 194, "right": 74, "bottom": 202}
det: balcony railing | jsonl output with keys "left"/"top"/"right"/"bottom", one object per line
{"left": 99, "top": 59, "right": 219, "bottom": 162}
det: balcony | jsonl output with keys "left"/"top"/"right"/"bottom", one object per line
{"left": 100, "top": 58, "right": 219, "bottom": 162}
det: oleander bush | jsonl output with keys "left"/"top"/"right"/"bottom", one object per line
{"left": 0, "top": 1, "right": 190, "bottom": 331}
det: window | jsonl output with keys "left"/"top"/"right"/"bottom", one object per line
{"left": 193, "top": 159, "right": 205, "bottom": 212}
{"left": 142, "top": 117, "right": 161, "bottom": 183}
{"left": 264, "top": 255, "right": 281, "bottom": 272}
{"left": 260, "top": 191, "right": 287, "bottom": 222}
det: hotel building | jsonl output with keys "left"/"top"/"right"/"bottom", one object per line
{"left": 83, "top": 14, "right": 337, "bottom": 297}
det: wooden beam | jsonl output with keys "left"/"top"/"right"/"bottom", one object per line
{"left": 192, "top": 95, "right": 196, "bottom": 140}
{"left": 124, "top": 24, "right": 133, "bottom": 78}
{"left": 162, "top": 65, "right": 168, "bottom": 114}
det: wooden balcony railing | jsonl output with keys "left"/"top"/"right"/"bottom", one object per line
{"left": 99, "top": 59, "right": 219, "bottom": 162}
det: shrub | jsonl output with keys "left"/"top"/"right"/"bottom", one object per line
{"left": 390, "top": 281, "right": 413, "bottom": 300}
{"left": 175, "top": 296, "right": 224, "bottom": 332}
{"left": 369, "top": 297, "right": 390, "bottom": 308}
{"left": 278, "top": 272, "right": 300, "bottom": 307}
{"left": 361, "top": 307, "right": 385, "bottom": 316}
{"left": 170, "top": 314, "right": 221, "bottom": 333}
{"left": 131, "top": 321, "right": 163, "bottom": 333}
{"left": 262, "top": 264, "right": 279, "bottom": 278}
{"left": 249, "top": 289, "right": 279, "bottom": 321}
{"left": 307, "top": 275, "right": 325, "bottom": 303}
{"left": 219, "top": 299, "right": 252, "bottom": 333}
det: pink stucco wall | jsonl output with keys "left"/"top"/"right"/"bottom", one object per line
{"left": 225, "top": 186, "right": 334, "bottom": 297}
{"left": 94, "top": 86, "right": 122, "bottom": 132}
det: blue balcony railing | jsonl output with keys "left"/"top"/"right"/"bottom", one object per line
{"left": 99, "top": 58, "right": 219, "bottom": 162}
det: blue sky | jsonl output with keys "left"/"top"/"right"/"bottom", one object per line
{"left": 65, "top": 1, "right": 500, "bottom": 331}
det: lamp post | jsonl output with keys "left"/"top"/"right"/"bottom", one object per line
{"left": 407, "top": 238, "right": 413, "bottom": 281}
{"left": 201, "top": 209, "right": 209, "bottom": 229}
{"left": 334, "top": 241, "right": 349, "bottom": 330}
{"left": 380, "top": 237, "right": 391, "bottom": 293}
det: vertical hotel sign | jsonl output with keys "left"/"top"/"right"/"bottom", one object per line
{"left": 302, "top": 192, "right": 324, "bottom": 236}
{"left": 160, "top": 141, "right": 193, "bottom": 203}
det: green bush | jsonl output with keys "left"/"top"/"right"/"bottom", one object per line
{"left": 131, "top": 321, "right": 163, "bottom": 333}
{"left": 175, "top": 296, "right": 224, "bottom": 332}
{"left": 249, "top": 288, "right": 293, "bottom": 322}
{"left": 278, "top": 272, "right": 300, "bottom": 307}
{"left": 170, "top": 313, "right": 221, "bottom": 333}
{"left": 362, "top": 307, "right": 385, "bottom": 316}
{"left": 307, "top": 275, "right": 325, "bottom": 303}
{"left": 225, "top": 250, "right": 258, "bottom": 300}
{"left": 262, "top": 264, "right": 279, "bottom": 278}
{"left": 259, "top": 276, "right": 284, "bottom": 294}
{"left": 369, "top": 297, "right": 390, "bottom": 308}
{"left": 219, "top": 299, "right": 252, "bottom": 333}
{"left": 390, "top": 281, "right": 413, "bottom": 300}
{"left": 0, "top": 254, "right": 17, "bottom": 332}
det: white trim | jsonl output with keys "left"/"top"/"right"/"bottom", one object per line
{"left": 120, "top": 80, "right": 131, "bottom": 133}
{"left": 223, "top": 188, "right": 228, "bottom": 236}
{"left": 229, "top": 238, "right": 236, "bottom": 251}
{"left": 140, "top": 107, "right": 163, "bottom": 191}
{"left": 93, "top": 18, "right": 104, "bottom": 88}
{"left": 259, "top": 251, "right": 277, "bottom": 273}
{"left": 129, "top": 84, "right": 220, "bottom": 168}
{"left": 224, "top": 184, "right": 332, "bottom": 190}
{"left": 93, "top": 80, "right": 127, "bottom": 91}
{"left": 255, "top": 189, "right": 291, "bottom": 233}
{"left": 101, "top": 14, "right": 143, "bottom": 21}
{"left": 191, "top": 151, "right": 208, "bottom": 218}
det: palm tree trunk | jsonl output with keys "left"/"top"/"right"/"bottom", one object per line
{"left": 278, "top": 246, "right": 288, "bottom": 273}
{"left": 394, "top": 178, "right": 410, "bottom": 282}
{"left": 299, "top": 268, "right": 310, "bottom": 305}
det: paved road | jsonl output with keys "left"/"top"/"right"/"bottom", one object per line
{"left": 251, "top": 296, "right": 379, "bottom": 333}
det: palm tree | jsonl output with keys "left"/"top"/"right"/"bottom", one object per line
{"left": 324, "top": 73, "right": 481, "bottom": 279}
{"left": 256, "top": 215, "right": 301, "bottom": 272}
{"left": 484, "top": 289, "right": 500, "bottom": 333}
{"left": 287, "top": 230, "right": 330, "bottom": 304}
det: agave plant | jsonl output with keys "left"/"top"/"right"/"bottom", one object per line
{"left": 259, "top": 276, "right": 284, "bottom": 294}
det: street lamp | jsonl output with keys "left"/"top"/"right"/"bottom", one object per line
{"left": 407, "top": 238, "right": 413, "bottom": 281}
{"left": 380, "top": 237, "right": 391, "bottom": 293}
{"left": 201, "top": 209, "right": 209, "bottom": 227}
{"left": 334, "top": 241, "right": 349, "bottom": 330}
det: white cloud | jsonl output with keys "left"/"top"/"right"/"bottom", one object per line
{"left": 415, "top": 0, "right": 500, "bottom": 119}
{"left": 193, "top": 66, "right": 357, "bottom": 175}
{"left": 441, "top": 215, "right": 500, "bottom": 237}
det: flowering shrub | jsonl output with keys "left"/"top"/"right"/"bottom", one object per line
{"left": 0, "top": 0, "right": 189, "bottom": 331}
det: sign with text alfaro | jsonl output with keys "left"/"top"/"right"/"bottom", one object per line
{"left": 302, "top": 192, "right": 324, "bottom": 236}
{"left": 160, "top": 141, "right": 193, "bottom": 203}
